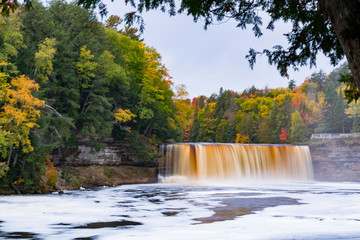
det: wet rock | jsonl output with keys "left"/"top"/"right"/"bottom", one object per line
{"left": 73, "top": 220, "right": 142, "bottom": 229}
{"left": 0, "top": 231, "right": 40, "bottom": 239}
{"left": 74, "top": 236, "right": 98, "bottom": 240}
{"left": 162, "top": 211, "right": 179, "bottom": 216}
{"left": 194, "top": 197, "right": 301, "bottom": 224}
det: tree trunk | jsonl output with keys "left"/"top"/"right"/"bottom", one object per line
{"left": 12, "top": 153, "right": 18, "bottom": 168}
{"left": 143, "top": 119, "right": 154, "bottom": 137}
{"left": 9, "top": 181, "right": 21, "bottom": 195}
{"left": 6, "top": 145, "right": 13, "bottom": 166}
{"left": 318, "top": 0, "right": 360, "bottom": 89}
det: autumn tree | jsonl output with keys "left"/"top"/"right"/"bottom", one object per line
{"left": 0, "top": 75, "right": 44, "bottom": 166}
{"left": 235, "top": 133, "right": 250, "bottom": 143}
{"left": 279, "top": 128, "right": 288, "bottom": 142}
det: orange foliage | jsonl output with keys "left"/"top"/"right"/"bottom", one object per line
{"left": 235, "top": 133, "right": 250, "bottom": 143}
{"left": 291, "top": 91, "right": 307, "bottom": 108}
{"left": 44, "top": 156, "right": 58, "bottom": 187}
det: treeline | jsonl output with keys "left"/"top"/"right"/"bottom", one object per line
{"left": 0, "top": 0, "right": 357, "bottom": 193}
{"left": 186, "top": 63, "right": 357, "bottom": 144}
{"left": 0, "top": 0, "right": 189, "bottom": 193}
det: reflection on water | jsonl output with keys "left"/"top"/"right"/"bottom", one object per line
{"left": 0, "top": 182, "right": 360, "bottom": 239}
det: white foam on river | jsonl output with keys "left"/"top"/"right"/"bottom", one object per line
{"left": 0, "top": 181, "right": 360, "bottom": 239}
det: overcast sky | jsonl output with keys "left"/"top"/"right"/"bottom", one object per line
{"left": 100, "top": 1, "right": 343, "bottom": 98}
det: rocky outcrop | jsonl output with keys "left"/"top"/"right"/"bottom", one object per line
{"left": 53, "top": 140, "right": 141, "bottom": 166}
{"left": 52, "top": 140, "right": 158, "bottom": 190}
{"left": 309, "top": 138, "right": 360, "bottom": 182}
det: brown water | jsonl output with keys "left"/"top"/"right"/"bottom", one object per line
{"left": 162, "top": 143, "right": 313, "bottom": 181}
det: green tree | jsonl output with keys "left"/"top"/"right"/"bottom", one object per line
{"left": 273, "top": 95, "right": 293, "bottom": 143}
{"left": 4, "top": 0, "right": 360, "bottom": 101}
{"left": 318, "top": 73, "right": 350, "bottom": 133}
{"left": 105, "top": 15, "right": 143, "bottom": 41}
{"left": 258, "top": 118, "right": 273, "bottom": 143}
{"left": 289, "top": 110, "right": 310, "bottom": 142}
{"left": 333, "top": 90, "right": 348, "bottom": 133}
{"left": 0, "top": 12, "right": 25, "bottom": 76}
{"left": 310, "top": 70, "right": 326, "bottom": 92}
{"left": 288, "top": 80, "right": 296, "bottom": 91}
{"left": 70, "top": 0, "right": 360, "bottom": 99}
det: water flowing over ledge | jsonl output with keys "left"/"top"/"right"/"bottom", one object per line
{"left": 160, "top": 143, "right": 313, "bottom": 182}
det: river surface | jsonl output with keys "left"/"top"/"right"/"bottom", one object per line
{"left": 1, "top": 180, "right": 360, "bottom": 240}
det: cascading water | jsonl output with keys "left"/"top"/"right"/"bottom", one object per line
{"left": 160, "top": 143, "right": 313, "bottom": 182}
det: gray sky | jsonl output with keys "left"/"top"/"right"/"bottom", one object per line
{"left": 101, "top": 1, "right": 342, "bottom": 98}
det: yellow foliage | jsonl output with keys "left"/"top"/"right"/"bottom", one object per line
{"left": 0, "top": 75, "right": 44, "bottom": 154}
{"left": 13, "top": 178, "right": 23, "bottom": 185}
{"left": 76, "top": 46, "right": 99, "bottom": 89}
{"left": 207, "top": 102, "right": 216, "bottom": 111}
{"left": 114, "top": 108, "right": 136, "bottom": 123}
{"left": 235, "top": 133, "right": 250, "bottom": 143}
{"left": 275, "top": 92, "right": 294, "bottom": 105}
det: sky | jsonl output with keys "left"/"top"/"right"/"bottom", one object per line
{"left": 100, "top": 1, "right": 343, "bottom": 98}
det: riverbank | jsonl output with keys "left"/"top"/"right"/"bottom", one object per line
{"left": 2, "top": 137, "right": 360, "bottom": 195}
{"left": 56, "top": 165, "right": 157, "bottom": 191}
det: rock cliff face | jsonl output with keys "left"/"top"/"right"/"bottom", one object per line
{"left": 309, "top": 138, "right": 360, "bottom": 182}
{"left": 53, "top": 140, "right": 158, "bottom": 189}
{"left": 53, "top": 139, "right": 360, "bottom": 184}
{"left": 53, "top": 141, "right": 141, "bottom": 166}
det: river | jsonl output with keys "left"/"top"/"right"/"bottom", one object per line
{"left": 1, "top": 180, "right": 360, "bottom": 239}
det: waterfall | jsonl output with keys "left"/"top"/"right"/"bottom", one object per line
{"left": 160, "top": 143, "right": 313, "bottom": 182}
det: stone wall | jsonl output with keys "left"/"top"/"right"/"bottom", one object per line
{"left": 309, "top": 138, "right": 360, "bottom": 182}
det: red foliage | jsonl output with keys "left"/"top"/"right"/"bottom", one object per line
{"left": 183, "top": 128, "right": 190, "bottom": 142}
{"left": 279, "top": 128, "right": 288, "bottom": 142}
{"left": 191, "top": 97, "right": 198, "bottom": 106}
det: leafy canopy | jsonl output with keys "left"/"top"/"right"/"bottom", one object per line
{"left": 78, "top": 0, "right": 344, "bottom": 79}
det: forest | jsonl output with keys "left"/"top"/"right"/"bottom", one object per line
{"left": 187, "top": 63, "right": 356, "bottom": 144}
{"left": 0, "top": 0, "right": 189, "bottom": 193}
{"left": 0, "top": 0, "right": 358, "bottom": 193}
